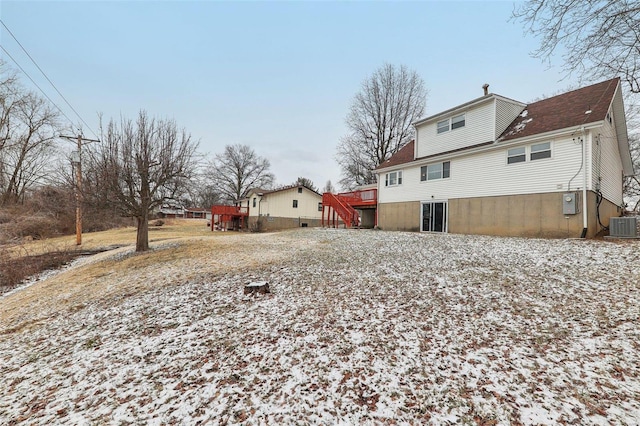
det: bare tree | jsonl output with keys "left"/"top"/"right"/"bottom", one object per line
{"left": 208, "top": 144, "right": 274, "bottom": 204}
{"left": 625, "top": 138, "right": 640, "bottom": 210}
{"left": 89, "top": 110, "right": 198, "bottom": 251}
{"left": 184, "top": 171, "right": 223, "bottom": 208}
{"left": 0, "top": 92, "right": 59, "bottom": 205}
{"left": 336, "top": 63, "right": 427, "bottom": 189}
{"left": 512, "top": 0, "right": 640, "bottom": 93}
{"left": 322, "top": 179, "right": 336, "bottom": 194}
{"left": 0, "top": 60, "right": 22, "bottom": 153}
{"left": 294, "top": 176, "right": 318, "bottom": 192}
{"left": 623, "top": 93, "right": 640, "bottom": 210}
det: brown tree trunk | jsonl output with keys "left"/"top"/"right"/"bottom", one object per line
{"left": 136, "top": 210, "right": 149, "bottom": 252}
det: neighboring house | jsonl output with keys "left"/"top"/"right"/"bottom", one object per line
{"left": 158, "top": 203, "right": 210, "bottom": 220}
{"left": 239, "top": 184, "right": 323, "bottom": 230}
{"left": 376, "top": 78, "right": 634, "bottom": 238}
{"left": 185, "top": 207, "right": 209, "bottom": 219}
{"left": 157, "top": 202, "right": 184, "bottom": 218}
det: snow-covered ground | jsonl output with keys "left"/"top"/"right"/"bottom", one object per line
{"left": 1, "top": 229, "right": 639, "bottom": 425}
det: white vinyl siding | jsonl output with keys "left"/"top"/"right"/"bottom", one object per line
{"left": 495, "top": 98, "right": 527, "bottom": 139}
{"left": 416, "top": 100, "right": 494, "bottom": 158}
{"left": 379, "top": 134, "right": 585, "bottom": 204}
{"left": 248, "top": 188, "right": 322, "bottom": 219}
{"left": 594, "top": 118, "right": 624, "bottom": 204}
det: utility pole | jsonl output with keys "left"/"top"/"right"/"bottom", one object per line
{"left": 61, "top": 133, "right": 99, "bottom": 245}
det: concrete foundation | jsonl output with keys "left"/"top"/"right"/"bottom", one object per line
{"left": 247, "top": 216, "right": 322, "bottom": 231}
{"left": 378, "top": 191, "right": 621, "bottom": 238}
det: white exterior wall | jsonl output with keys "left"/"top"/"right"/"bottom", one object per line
{"left": 379, "top": 135, "right": 586, "bottom": 204}
{"left": 593, "top": 116, "right": 624, "bottom": 204}
{"left": 250, "top": 188, "right": 321, "bottom": 219}
{"left": 416, "top": 100, "right": 495, "bottom": 158}
{"left": 495, "top": 98, "right": 526, "bottom": 139}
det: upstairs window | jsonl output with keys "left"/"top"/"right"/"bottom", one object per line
{"left": 530, "top": 142, "right": 551, "bottom": 160}
{"left": 437, "top": 119, "right": 449, "bottom": 134}
{"left": 451, "top": 114, "right": 465, "bottom": 130}
{"left": 507, "top": 147, "right": 526, "bottom": 164}
{"left": 385, "top": 171, "right": 403, "bottom": 187}
{"left": 507, "top": 142, "right": 552, "bottom": 164}
{"left": 420, "top": 161, "right": 451, "bottom": 181}
{"left": 298, "top": 187, "right": 303, "bottom": 193}
{"left": 292, "top": 200, "right": 298, "bottom": 208}
{"left": 437, "top": 114, "right": 465, "bottom": 134}
{"left": 252, "top": 198, "right": 257, "bottom": 207}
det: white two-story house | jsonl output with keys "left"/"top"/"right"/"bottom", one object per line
{"left": 376, "top": 78, "right": 634, "bottom": 238}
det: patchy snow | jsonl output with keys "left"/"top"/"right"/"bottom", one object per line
{"left": 509, "top": 118, "right": 533, "bottom": 136}
{"left": 520, "top": 109, "right": 529, "bottom": 118}
{"left": 1, "top": 229, "right": 639, "bottom": 424}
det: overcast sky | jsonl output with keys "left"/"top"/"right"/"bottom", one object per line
{"left": 0, "top": 1, "right": 577, "bottom": 191}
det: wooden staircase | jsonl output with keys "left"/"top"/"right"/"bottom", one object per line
{"left": 321, "top": 189, "right": 377, "bottom": 228}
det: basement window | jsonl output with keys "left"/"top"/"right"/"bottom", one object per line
{"left": 530, "top": 142, "right": 551, "bottom": 161}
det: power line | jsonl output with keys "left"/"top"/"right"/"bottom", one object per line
{"left": 0, "top": 44, "right": 76, "bottom": 127}
{"left": 0, "top": 19, "right": 99, "bottom": 139}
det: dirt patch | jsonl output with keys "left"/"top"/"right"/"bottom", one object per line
{"left": 0, "top": 248, "right": 112, "bottom": 296}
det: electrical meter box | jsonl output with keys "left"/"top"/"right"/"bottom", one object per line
{"left": 562, "top": 192, "right": 578, "bottom": 215}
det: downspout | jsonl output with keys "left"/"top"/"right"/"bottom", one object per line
{"left": 258, "top": 193, "right": 264, "bottom": 230}
{"left": 581, "top": 127, "right": 588, "bottom": 238}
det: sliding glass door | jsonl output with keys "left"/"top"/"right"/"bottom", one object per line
{"left": 421, "top": 201, "right": 448, "bottom": 232}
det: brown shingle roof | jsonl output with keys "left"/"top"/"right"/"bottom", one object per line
{"left": 376, "top": 140, "right": 415, "bottom": 170}
{"left": 376, "top": 78, "right": 621, "bottom": 170}
{"left": 499, "top": 78, "right": 619, "bottom": 141}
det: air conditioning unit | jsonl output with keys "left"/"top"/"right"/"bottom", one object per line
{"left": 609, "top": 217, "right": 638, "bottom": 238}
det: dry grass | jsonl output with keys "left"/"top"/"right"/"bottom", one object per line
{"left": 0, "top": 220, "right": 299, "bottom": 334}
{"left": 1, "top": 218, "right": 211, "bottom": 258}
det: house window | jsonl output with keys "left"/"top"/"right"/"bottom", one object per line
{"left": 420, "top": 161, "right": 450, "bottom": 181}
{"left": 437, "top": 114, "right": 465, "bottom": 134}
{"left": 252, "top": 198, "right": 257, "bottom": 207}
{"left": 385, "top": 171, "right": 403, "bottom": 186}
{"left": 293, "top": 200, "right": 298, "bottom": 208}
{"left": 531, "top": 142, "right": 551, "bottom": 160}
{"left": 298, "top": 187, "right": 303, "bottom": 193}
{"left": 507, "top": 147, "right": 526, "bottom": 164}
{"left": 318, "top": 202, "right": 322, "bottom": 212}
{"left": 451, "top": 114, "right": 465, "bottom": 130}
{"left": 437, "top": 119, "right": 449, "bottom": 134}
